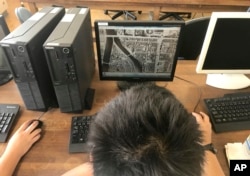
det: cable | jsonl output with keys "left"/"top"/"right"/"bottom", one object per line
{"left": 174, "top": 75, "right": 202, "bottom": 112}
{"left": 37, "top": 107, "right": 53, "bottom": 120}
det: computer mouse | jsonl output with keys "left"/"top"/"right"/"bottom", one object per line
{"left": 28, "top": 119, "right": 43, "bottom": 130}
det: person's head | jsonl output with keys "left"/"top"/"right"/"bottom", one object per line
{"left": 88, "top": 84, "right": 205, "bottom": 176}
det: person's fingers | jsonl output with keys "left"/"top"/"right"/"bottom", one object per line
{"left": 17, "top": 120, "right": 34, "bottom": 131}
{"left": 192, "top": 112, "right": 212, "bottom": 145}
{"left": 199, "top": 112, "right": 210, "bottom": 122}
{"left": 31, "top": 128, "right": 42, "bottom": 138}
{"left": 192, "top": 112, "right": 210, "bottom": 122}
{"left": 25, "top": 121, "right": 39, "bottom": 133}
{"left": 31, "top": 133, "right": 41, "bottom": 143}
{"left": 192, "top": 112, "right": 203, "bottom": 123}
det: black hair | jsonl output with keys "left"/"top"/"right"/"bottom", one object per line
{"left": 88, "top": 84, "right": 204, "bottom": 176}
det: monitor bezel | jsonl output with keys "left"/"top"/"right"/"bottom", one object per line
{"left": 0, "top": 15, "right": 10, "bottom": 72}
{"left": 94, "top": 20, "right": 185, "bottom": 82}
{"left": 0, "top": 15, "right": 12, "bottom": 86}
{"left": 196, "top": 12, "right": 250, "bottom": 74}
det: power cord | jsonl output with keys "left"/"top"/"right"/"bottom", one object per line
{"left": 36, "top": 107, "right": 53, "bottom": 120}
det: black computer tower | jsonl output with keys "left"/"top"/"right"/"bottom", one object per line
{"left": 43, "top": 7, "right": 95, "bottom": 113}
{"left": 0, "top": 7, "right": 65, "bottom": 111}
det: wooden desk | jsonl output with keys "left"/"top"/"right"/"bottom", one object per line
{"left": 21, "top": 0, "right": 250, "bottom": 20}
{"left": 1, "top": 60, "right": 250, "bottom": 176}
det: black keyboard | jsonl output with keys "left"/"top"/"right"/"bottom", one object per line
{"left": 0, "top": 104, "right": 20, "bottom": 142}
{"left": 204, "top": 92, "right": 250, "bottom": 133}
{"left": 69, "top": 114, "right": 96, "bottom": 153}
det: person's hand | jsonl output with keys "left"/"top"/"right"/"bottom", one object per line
{"left": 4, "top": 120, "right": 42, "bottom": 159}
{"left": 192, "top": 112, "right": 212, "bottom": 145}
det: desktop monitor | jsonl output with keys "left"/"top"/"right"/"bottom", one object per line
{"left": 94, "top": 20, "right": 184, "bottom": 89}
{"left": 196, "top": 12, "right": 250, "bottom": 90}
{"left": 0, "top": 15, "right": 12, "bottom": 86}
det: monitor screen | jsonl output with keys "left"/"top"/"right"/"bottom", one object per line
{"left": 94, "top": 20, "right": 184, "bottom": 82}
{"left": 0, "top": 15, "right": 12, "bottom": 85}
{"left": 196, "top": 12, "right": 250, "bottom": 89}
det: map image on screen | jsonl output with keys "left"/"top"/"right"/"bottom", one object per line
{"left": 95, "top": 22, "right": 183, "bottom": 81}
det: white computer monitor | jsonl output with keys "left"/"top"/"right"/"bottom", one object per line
{"left": 196, "top": 12, "right": 250, "bottom": 90}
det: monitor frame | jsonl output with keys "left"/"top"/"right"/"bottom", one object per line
{"left": 94, "top": 20, "right": 184, "bottom": 82}
{"left": 196, "top": 12, "right": 250, "bottom": 89}
{"left": 0, "top": 15, "right": 12, "bottom": 86}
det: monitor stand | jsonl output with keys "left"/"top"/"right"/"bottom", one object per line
{"left": 206, "top": 74, "right": 250, "bottom": 90}
{"left": 0, "top": 72, "right": 12, "bottom": 86}
{"left": 117, "top": 81, "right": 155, "bottom": 91}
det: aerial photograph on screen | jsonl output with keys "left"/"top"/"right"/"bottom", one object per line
{"left": 98, "top": 25, "right": 181, "bottom": 78}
